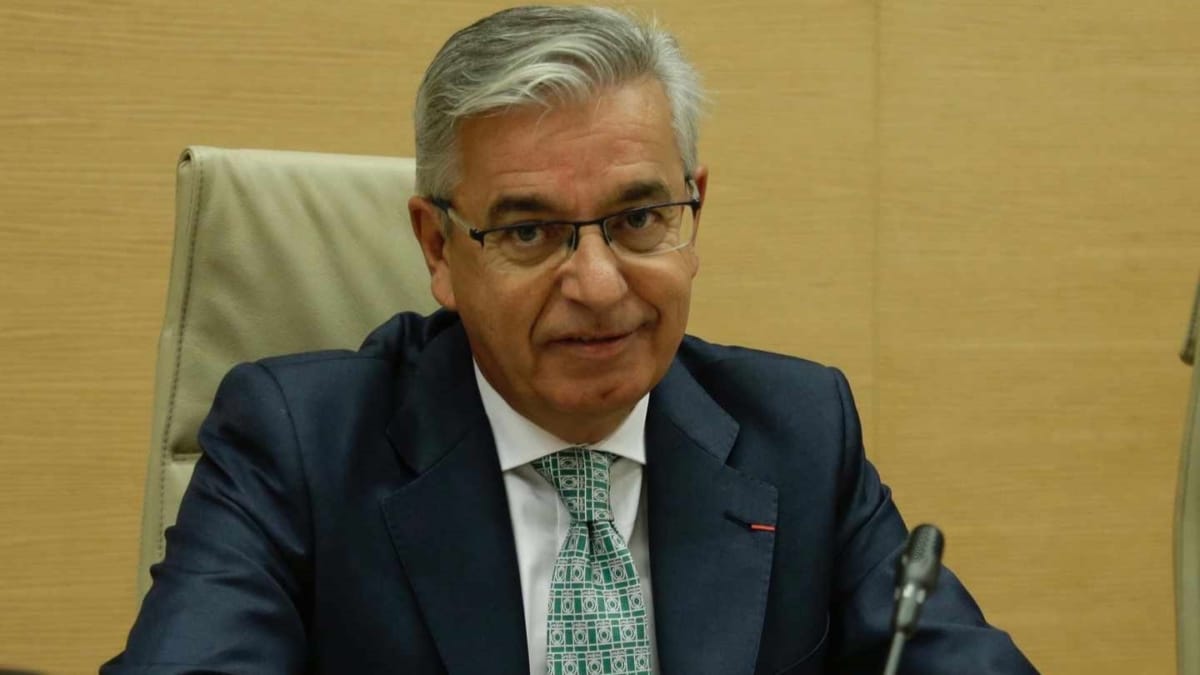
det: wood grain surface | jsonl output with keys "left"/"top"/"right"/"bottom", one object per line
{"left": 1, "top": 1, "right": 1197, "bottom": 673}
{"left": 877, "top": 3, "right": 1199, "bottom": 672}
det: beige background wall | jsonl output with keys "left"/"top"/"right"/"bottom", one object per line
{"left": 1, "top": 1, "right": 1196, "bottom": 673}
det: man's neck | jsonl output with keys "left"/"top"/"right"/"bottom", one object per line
{"left": 471, "top": 360, "right": 648, "bottom": 456}
{"left": 533, "top": 408, "right": 631, "bottom": 447}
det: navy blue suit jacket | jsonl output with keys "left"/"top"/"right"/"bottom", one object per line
{"left": 105, "top": 311, "right": 1037, "bottom": 674}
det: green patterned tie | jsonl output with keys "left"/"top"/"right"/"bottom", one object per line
{"left": 532, "top": 447, "right": 652, "bottom": 675}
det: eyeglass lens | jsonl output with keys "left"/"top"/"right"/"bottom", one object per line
{"left": 486, "top": 204, "right": 696, "bottom": 267}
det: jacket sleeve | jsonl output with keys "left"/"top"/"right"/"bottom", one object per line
{"left": 824, "top": 367, "right": 1039, "bottom": 675}
{"left": 102, "top": 362, "right": 313, "bottom": 675}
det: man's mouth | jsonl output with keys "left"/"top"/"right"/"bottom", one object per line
{"left": 551, "top": 330, "right": 637, "bottom": 358}
{"left": 562, "top": 333, "right": 627, "bottom": 344}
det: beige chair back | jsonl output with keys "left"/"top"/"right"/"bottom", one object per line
{"left": 1180, "top": 276, "right": 1200, "bottom": 675}
{"left": 138, "top": 146, "right": 437, "bottom": 597}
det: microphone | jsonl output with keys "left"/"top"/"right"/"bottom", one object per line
{"left": 883, "top": 524, "right": 945, "bottom": 675}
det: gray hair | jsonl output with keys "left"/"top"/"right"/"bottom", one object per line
{"left": 414, "top": 5, "right": 705, "bottom": 199}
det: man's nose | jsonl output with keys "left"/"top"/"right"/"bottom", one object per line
{"left": 559, "top": 227, "right": 628, "bottom": 308}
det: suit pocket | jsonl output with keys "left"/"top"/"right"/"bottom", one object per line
{"left": 770, "top": 613, "right": 830, "bottom": 675}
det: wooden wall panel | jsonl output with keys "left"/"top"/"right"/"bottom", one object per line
{"left": 4, "top": 0, "right": 1197, "bottom": 673}
{"left": 878, "top": 2, "right": 1200, "bottom": 673}
{"left": 680, "top": 0, "right": 877, "bottom": 419}
{"left": 0, "top": 1, "right": 520, "bottom": 671}
{"left": 0, "top": 2, "right": 874, "bottom": 672}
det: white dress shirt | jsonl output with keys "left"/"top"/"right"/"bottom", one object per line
{"left": 473, "top": 363, "right": 658, "bottom": 675}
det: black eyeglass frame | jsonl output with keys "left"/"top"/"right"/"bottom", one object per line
{"left": 430, "top": 178, "right": 701, "bottom": 254}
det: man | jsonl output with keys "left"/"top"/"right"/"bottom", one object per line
{"left": 105, "top": 6, "right": 1037, "bottom": 674}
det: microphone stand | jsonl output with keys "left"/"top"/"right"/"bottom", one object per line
{"left": 882, "top": 524, "right": 945, "bottom": 675}
{"left": 883, "top": 629, "right": 906, "bottom": 675}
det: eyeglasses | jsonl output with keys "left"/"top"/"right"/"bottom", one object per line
{"left": 430, "top": 180, "right": 701, "bottom": 269}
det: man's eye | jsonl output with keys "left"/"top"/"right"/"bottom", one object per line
{"left": 497, "top": 223, "right": 549, "bottom": 247}
{"left": 617, "top": 209, "right": 659, "bottom": 230}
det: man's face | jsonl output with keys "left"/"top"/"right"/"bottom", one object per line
{"left": 410, "top": 77, "right": 707, "bottom": 443}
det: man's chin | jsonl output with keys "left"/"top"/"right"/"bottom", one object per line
{"left": 541, "top": 377, "right": 648, "bottom": 418}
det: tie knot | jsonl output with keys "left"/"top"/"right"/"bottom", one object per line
{"left": 532, "top": 447, "right": 615, "bottom": 523}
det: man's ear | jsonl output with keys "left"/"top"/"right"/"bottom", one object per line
{"left": 686, "top": 164, "right": 709, "bottom": 278}
{"left": 692, "top": 164, "right": 709, "bottom": 207}
{"left": 408, "top": 195, "right": 457, "bottom": 310}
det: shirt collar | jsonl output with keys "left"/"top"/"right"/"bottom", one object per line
{"left": 473, "top": 360, "right": 648, "bottom": 472}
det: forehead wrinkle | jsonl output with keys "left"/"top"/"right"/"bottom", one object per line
{"left": 455, "top": 79, "right": 684, "bottom": 221}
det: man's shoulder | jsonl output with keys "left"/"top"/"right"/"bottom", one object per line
{"left": 677, "top": 333, "right": 840, "bottom": 389}
{"left": 248, "top": 310, "right": 459, "bottom": 399}
{"left": 257, "top": 310, "right": 450, "bottom": 367}
{"left": 673, "top": 334, "right": 853, "bottom": 432}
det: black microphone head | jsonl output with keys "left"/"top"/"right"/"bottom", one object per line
{"left": 898, "top": 523, "right": 945, "bottom": 591}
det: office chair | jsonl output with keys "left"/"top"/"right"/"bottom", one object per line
{"left": 137, "top": 146, "right": 438, "bottom": 597}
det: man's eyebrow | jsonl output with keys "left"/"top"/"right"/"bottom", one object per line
{"left": 486, "top": 195, "right": 558, "bottom": 224}
{"left": 611, "top": 180, "right": 673, "bottom": 207}
{"left": 484, "top": 179, "right": 677, "bottom": 224}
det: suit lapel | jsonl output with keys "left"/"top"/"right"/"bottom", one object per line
{"left": 647, "top": 360, "right": 779, "bottom": 675}
{"left": 376, "top": 320, "right": 778, "bottom": 675}
{"left": 379, "top": 322, "right": 529, "bottom": 675}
